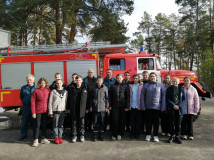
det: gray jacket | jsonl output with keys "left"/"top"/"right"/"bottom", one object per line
{"left": 48, "top": 89, "right": 68, "bottom": 115}
{"left": 90, "top": 84, "right": 109, "bottom": 112}
{"left": 140, "top": 81, "right": 166, "bottom": 111}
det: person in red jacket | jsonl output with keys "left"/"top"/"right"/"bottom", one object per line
{"left": 31, "top": 78, "right": 51, "bottom": 147}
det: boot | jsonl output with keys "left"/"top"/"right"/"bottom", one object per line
{"left": 99, "top": 131, "right": 105, "bottom": 141}
{"left": 93, "top": 132, "right": 97, "bottom": 142}
{"left": 174, "top": 136, "right": 182, "bottom": 144}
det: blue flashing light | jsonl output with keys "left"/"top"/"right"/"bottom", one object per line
{"left": 140, "top": 47, "right": 144, "bottom": 51}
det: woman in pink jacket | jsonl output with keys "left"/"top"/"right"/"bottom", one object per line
{"left": 31, "top": 78, "right": 51, "bottom": 147}
{"left": 181, "top": 77, "right": 200, "bottom": 140}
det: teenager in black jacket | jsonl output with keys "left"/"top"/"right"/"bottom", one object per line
{"left": 109, "top": 74, "right": 130, "bottom": 140}
{"left": 66, "top": 75, "right": 89, "bottom": 143}
{"left": 49, "top": 73, "right": 66, "bottom": 91}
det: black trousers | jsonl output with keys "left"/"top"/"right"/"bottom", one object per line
{"left": 146, "top": 109, "right": 160, "bottom": 136}
{"left": 111, "top": 107, "right": 126, "bottom": 137}
{"left": 125, "top": 110, "right": 131, "bottom": 131}
{"left": 93, "top": 111, "right": 105, "bottom": 132}
{"left": 33, "top": 114, "right": 47, "bottom": 139}
{"left": 168, "top": 110, "right": 181, "bottom": 136}
{"left": 71, "top": 117, "right": 85, "bottom": 137}
{"left": 181, "top": 114, "right": 194, "bottom": 137}
{"left": 160, "top": 111, "right": 169, "bottom": 133}
{"left": 104, "top": 111, "right": 111, "bottom": 131}
{"left": 130, "top": 109, "right": 142, "bottom": 137}
{"left": 141, "top": 110, "right": 146, "bottom": 133}
{"left": 85, "top": 111, "right": 93, "bottom": 130}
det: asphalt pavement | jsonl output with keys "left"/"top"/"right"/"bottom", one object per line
{"left": 0, "top": 98, "right": 214, "bottom": 160}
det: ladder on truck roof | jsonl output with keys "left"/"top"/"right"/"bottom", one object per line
{"left": 0, "top": 42, "right": 127, "bottom": 56}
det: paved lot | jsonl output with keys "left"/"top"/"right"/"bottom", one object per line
{"left": 0, "top": 98, "right": 214, "bottom": 160}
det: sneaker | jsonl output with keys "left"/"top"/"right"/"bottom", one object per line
{"left": 80, "top": 136, "right": 85, "bottom": 142}
{"left": 41, "top": 138, "right": 50, "bottom": 144}
{"left": 55, "top": 137, "right": 59, "bottom": 144}
{"left": 182, "top": 135, "right": 187, "bottom": 140}
{"left": 72, "top": 136, "right": 77, "bottom": 143}
{"left": 174, "top": 136, "right": 182, "bottom": 144}
{"left": 167, "top": 133, "right": 171, "bottom": 137}
{"left": 32, "top": 139, "right": 39, "bottom": 147}
{"left": 188, "top": 136, "right": 194, "bottom": 140}
{"left": 58, "top": 137, "right": 63, "bottom": 143}
{"left": 161, "top": 133, "right": 166, "bottom": 136}
{"left": 168, "top": 136, "right": 174, "bottom": 143}
{"left": 153, "top": 136, "right": 159, "bottom": 142}
{"left": 117, "top": 135, "right": 121, "bottom": 140}
{"left": 145, "top": 135, "right": 151, "bottom": 141}
{"left": 112, "top": 136, "right": 116, "bottom": 140}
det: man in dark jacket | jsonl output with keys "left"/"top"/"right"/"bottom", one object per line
{"left": 19, "top": 74, "right": 36, "bottom": 141}
{"left": 87, "top": 76, "right": 109, "bottom": 141}
{"left": 83, "top": 69, "right": 97, "bottom": 132}
{"left": 123, "top": 71, "right": 131, "bottom": 132}
{"left": 103, "top": 69, "right": 116, "bottom": 90}
{"left": 103, "top": 69, "right": 116, "bottom": 131}
{"left": 109, "top": 74, "right": 130, "bottom": 140}
{"left": 67, "top": 75, "right": 88, "bottom": 143}
{"left": 166, "top": 77, "right": 186, "bottom": 144}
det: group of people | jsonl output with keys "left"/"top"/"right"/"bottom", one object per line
{"left": 18, "top": 68, "right": 200, "bottom": 147}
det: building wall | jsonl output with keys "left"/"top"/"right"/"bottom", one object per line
{"left": 0, "top": 29, "right": 11, "bottom": 47}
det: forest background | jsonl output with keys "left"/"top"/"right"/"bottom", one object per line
{"left": 0, "top": 0, "right": 214, "bottom": 93}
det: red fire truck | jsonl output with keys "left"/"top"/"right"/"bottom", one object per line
{"left": 0, "top": 43, "right": 211, "bottom": 110}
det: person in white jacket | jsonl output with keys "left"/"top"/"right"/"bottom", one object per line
{"left": 181, "top": 77, "right": 200, "bottom": 140}
{"left": 48, "top": 79, "right": 68, "bottom": 144}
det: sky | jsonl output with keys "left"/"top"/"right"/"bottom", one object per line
{"left": 77, "top": 0, "right": 180, "bottom": 43}
{"left": 123, "top": 0, "right": 180, "bottom": 39}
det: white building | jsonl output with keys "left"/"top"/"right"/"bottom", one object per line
{"left": 0, "top": 29, "right": 11, "bottom": 47}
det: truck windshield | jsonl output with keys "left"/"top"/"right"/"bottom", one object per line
{"left": 138, "top": 58, "right": 154, "bottom": 70}
{"left": 156, "top": 58, "right": 162, "bottom": 69}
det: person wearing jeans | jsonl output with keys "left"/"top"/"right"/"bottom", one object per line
{"left": 31, "top": 78, "right": 51, "bottom": 147}
{"left": 67, "top": 75, "right": 88, "bottom": 143}
{"left": 48, "top": 79, "right": 68, "bottom": 144}
{"left": 87, "top": 76, "right": 109, "bottom": 141}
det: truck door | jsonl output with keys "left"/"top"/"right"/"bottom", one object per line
{"left": 137, "top": 57, "right": 161, "bottom": 82}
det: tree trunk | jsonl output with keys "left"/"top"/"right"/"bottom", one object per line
{"left": 190, "top": 0, "right": 199, "bottom": 71}
{"left": 55, "top": 0, "right": 62, "bottom": 44}
{"left": 39, "top": 8, "right": 44, "bottom": 45}
{"left": 69, "top": 0, "right": 80, "bottom": 43}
